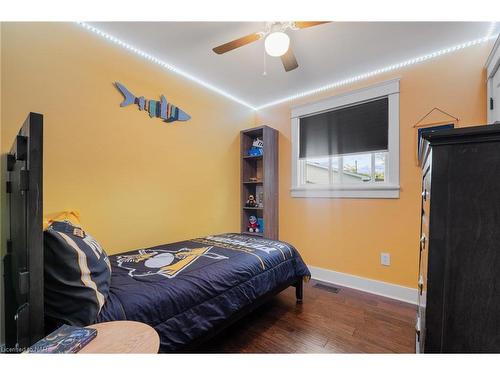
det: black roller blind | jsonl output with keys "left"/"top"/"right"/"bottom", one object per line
{"left": 299, "top": 97, "right": 389, "bottom": 159}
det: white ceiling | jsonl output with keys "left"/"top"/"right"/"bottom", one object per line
{"left": 89, "top": 22, "right": 494, "bottom": 108}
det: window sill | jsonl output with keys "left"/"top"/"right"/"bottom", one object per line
{"left": 290, "top": 184, "right": 400, "bottom": 199}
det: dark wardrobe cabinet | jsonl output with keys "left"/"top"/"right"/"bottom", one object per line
{"left": 417, "top": 124, "right": 500, "bottom": 353}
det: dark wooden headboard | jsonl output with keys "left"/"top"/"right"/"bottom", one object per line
{"left": 3, "top": 112, "right": 44, "bottom": 350}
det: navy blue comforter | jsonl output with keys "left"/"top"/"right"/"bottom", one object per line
{"left": 97, "top": 233, "right": 310, "bottom": 352}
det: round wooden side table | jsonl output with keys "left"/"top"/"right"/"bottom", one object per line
{"left": 79, "top": 321, "right": 160, "bottom": 354}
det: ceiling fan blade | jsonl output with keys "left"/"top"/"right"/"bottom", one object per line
{"left": 281, "top": 47, "right": 299, "bottom": 72}
{"left": 293, "top": 21, "right": 331, "bottom": 29}
{"left": 212, "top": 33, "right": 262, "bottom": 54}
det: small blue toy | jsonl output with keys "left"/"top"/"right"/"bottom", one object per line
{"left": 247, "top": 138, "right": 264, "bottom": 156}
{"left": 257, "top": 218, "right": 264, "bottom": 233}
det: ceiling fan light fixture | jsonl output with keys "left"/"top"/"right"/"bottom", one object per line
{"left": 264, "top": 31, "right": 290, "bottom": 57}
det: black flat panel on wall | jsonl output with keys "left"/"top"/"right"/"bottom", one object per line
{"left": 299, "top": 97, "right": 388, "bottom": 159}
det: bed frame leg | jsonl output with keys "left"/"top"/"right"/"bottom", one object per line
{"left": 295, "top": 278, "right": 303, "bottom": 304}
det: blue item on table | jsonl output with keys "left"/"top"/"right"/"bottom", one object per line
{"left": 27, "top": 324, "right": 97, "bottom": 353}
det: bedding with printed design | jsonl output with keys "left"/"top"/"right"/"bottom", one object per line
{"left": 97, "top": 233, "right": 310, "bottom": 352}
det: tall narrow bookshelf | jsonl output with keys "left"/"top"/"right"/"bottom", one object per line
{"left": 240, "top": 125, "right": 279, "bottom": 240}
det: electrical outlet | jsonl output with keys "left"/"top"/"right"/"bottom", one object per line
{"left": 381, "top": 252, "right": 391, "bottom": 266}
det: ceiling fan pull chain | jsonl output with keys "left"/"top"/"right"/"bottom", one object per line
{"left": 263, "top": 46, "right": 267, "bottom": 76}
{"left": 263, "top": 44, "right": 267, "bottom": 76}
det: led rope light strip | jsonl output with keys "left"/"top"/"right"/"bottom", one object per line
{"left": 486, "top": 21, "right": 498, "bottom": 39}
{"left": 255, "top": 32, "right": 499, "bottom": 110}
{"left": 78, "top": 22, "right": 498, "bottom": 111}
{"left": 76, "top": 22, "right": 257, "bottom": 110}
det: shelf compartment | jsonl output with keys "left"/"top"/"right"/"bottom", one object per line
{"left": 242, "top": 158, "right": 263, "bottom": 182}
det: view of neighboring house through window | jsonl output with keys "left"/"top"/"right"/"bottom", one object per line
{"left": 304, "top": 152, "right": 387, "bottom": 185}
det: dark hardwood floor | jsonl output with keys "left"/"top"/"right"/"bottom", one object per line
{"left": 197, "top": 281, "right": 416, "bottom": 353}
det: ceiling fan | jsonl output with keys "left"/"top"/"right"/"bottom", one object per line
{"left": 212, "top": 21, "right": 331, "bottom": 72}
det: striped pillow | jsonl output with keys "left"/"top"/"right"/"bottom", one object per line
{"left": 44, "top": 216, "right": 111, "bottom": 326}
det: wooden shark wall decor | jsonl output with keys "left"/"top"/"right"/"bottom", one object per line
{"left": 115, "top": 82, "right": 191, "bottom": 123}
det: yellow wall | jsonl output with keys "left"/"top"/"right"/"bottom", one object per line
{"left": 1, "top": 22, "right": 254, "bottom": 254}
{"left": 256, "top": 42, "right": 492, "bottom": 288}
{"left": 0, "top": 22, "right": 493, "bottom": 290}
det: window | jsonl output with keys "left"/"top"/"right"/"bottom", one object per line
{"left": 291, "top": 80, "right": 400, "bottom": 198}
{"left": 302, "top": 152, "right": 387, "bottom": 185}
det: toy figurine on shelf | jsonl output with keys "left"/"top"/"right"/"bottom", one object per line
{"left": 255, "top": 185, "right": 264, "bottom": 208}
{"left": 247, "top": 137, "right": 264, "bottom": 156}
{"left": 246, "top": 194, "right": 257, "bottom": 207}
{"left": 247, "top": 216, "right": 260, "bottom": 233}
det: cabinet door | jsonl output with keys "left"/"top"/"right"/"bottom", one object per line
{"left": 441, "top": 141, "right": 500, "bottom": 352}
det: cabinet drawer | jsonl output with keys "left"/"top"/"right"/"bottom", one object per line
{"left": 422, "top": 167, "right": 431, "bottom": 216}
{"left": 415, "top": 310, "right": 426, "bottom": 353}
{"left": 416, "top": 313, "right": 421, "bottom": 343}
{"left": 418, "top": 239, "right": 428, "bottom": 292}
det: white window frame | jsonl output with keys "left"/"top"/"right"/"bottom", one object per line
{"left": 291, "top": 79, "right": 400, "bottom": 199}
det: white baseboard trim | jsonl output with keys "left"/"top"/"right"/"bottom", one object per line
{"left": 308, "top": 265, "right": 417, "bottom": 305}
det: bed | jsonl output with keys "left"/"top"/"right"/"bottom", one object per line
{"left": 4, "top": 113, "right": 310, "bottom": 353}
{"left": 98, "top": 234, "right": 309, "bottom": 352}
